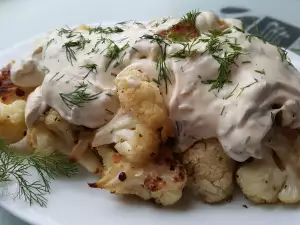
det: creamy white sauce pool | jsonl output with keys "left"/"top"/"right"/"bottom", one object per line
{"left": 10, "top": 12, "right": 300, "bottom": 162}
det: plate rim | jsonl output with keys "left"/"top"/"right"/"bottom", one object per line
{"left": 1, "top": 23, "right": 300, "bottom": 225}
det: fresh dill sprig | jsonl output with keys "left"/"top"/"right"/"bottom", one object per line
{"left": 60, "top": 82, "right": 100, "bottom": 109}
{"left": 80, "top": 63, "right": 98, "bottom": 79}
{"left": 181, "top": 9, "right": 201, "bottom": 24}
{"left": 62, "top": 36, "right": 91, "bottom": 65}
{"left": 141, "top": 34, "right": 171, "bottom": 92}
{"left": 88, "top": 26, "right": 123, "bottom": 35}
{"left": 242, "top": 60, "right": 251, "bottom": 64}
{"left": 169, "top": 38, "right": 201, "bottom": 58}
{"left": 57, "top": 27, "right": 76, "bottom": 38}
{"left": 45, "top": 38, "right": 55, "bottom": 51}
{"left": 141, "top": 34, "right": 168, "bottom": 46}
{"left": 200, "top": 30, "right": 244, "bottom": 91}
{"left": 62, "top": 42, "right": 77, "bottom": 65}
{"left": 208, "top": 51, "right": 241, "bottom": 91}
{"left": 87, "top": 37, "right": 106, "bottom": 55}
{"left": 103, "top": 40, "right": 129, "bottom": 71}
{"left": 201, "top": 31, "right": 227, "bottom": 55}
{"left": 0, "top": 140, "right": 78, "bottom": 207}
{"left": 156, "top": 50, "right": 171, "bottom": 92}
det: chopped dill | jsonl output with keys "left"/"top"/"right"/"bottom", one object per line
{"left": 181, "top": 9, "right": 201, "bottom": 24}
{"left": 277, "top": 47, "right": 293, "bottom": 66}
{"left": 141, "top": 34, "right": 171, "bottom": 93}
{"left": 254, "top": 69, "right": 265, "bottom": 75}
{"left": 62, "top": 36, "right": 91, "bottom": 65}
{"left": 209, "top": 51, "right": 241, "bottom": 91}
{"left": 59, "top": 82, "right": 100, "bottom": 109}
{"left": 80, "top": 63, "right": 98, "bottom": 79}
{"left": 223, "top": 83, "right": 239, "bottom": 99}
{"left": 88, "top": 25, "right": 123, "bottom": 35}
{"left": 50, "top": 72, "right": 60, "bottom": 81}
{"left": 57, "top": 27, "right": 76, "bottom": 38}
{"left": 220, "top": 106, "right": 225, "bottom": 115}
{"left": 169, "top": 38, "right": 202, "bottom": 58}
{"left": 237, "top": 79, "right": 258, "bottom": 97}
{"left": 104, "top": 40, "right": 129, "bottom": 71}
{"left": 45, "top": 38, "right": 54, "bottom": 50}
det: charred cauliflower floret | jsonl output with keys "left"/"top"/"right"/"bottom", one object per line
{"left": 27, "top": 108, "right": 102, "bottom": 173}
{"left": 92, "top": 109, "right": 160, "bottom": 164}
{"left": 0, "top": 100, "right": 27, "bottom": 144}
{"left": 182, "top": 138, "right": 235, "bottom": 203}
{"left": 237, "top": 128, "right": 300, "bottom": 204}
{"left": 89, "top": 146, "right": 187, "bottom": 206}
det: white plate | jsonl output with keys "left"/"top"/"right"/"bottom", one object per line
{"left": 1, "top": 23, "right": 300, "bottom": 225}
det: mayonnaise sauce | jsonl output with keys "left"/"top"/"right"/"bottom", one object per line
{"left": 10, "top": 12, "right": 300, "bottom": 161}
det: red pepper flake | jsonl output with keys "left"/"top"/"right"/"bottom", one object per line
{"left": 118, "top": 172, "right": 127, "bottom": 182}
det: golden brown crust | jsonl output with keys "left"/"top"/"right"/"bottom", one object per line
{"left": 0, "top": 64, "right": 31, "bottom": 104}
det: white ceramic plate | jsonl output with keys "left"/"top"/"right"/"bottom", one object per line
{"left": 1, "top": 23, "right": 300, "bottom": 225}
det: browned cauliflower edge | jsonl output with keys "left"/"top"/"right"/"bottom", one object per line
{"left": 88, "top": 146, "right": 187, "bottom": 206}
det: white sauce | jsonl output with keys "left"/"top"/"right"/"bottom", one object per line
{"left": 10, "top": 12, "right": 300, "bottom": 161}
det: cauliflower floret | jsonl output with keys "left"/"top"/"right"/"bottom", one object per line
{"left": 89, "top": 146, "right": 187, "bottom": 206}
{"left": 44, "top": 109, "right": 76, "bottom": 148}
{"left": 237, "top": 128, "right": 300, "bottom": 204}
{"left": 236, "top": 149, "right": 286, "bottom": 204}
{"left": 27, "top": 123, "right": 65, "bottom": 156}
{"left": 27, "top": 108, "right": 102, "bottom": 173}
{"left": 0, "top": 100, "right": 27, "bottom": 144}
{"left": 115, "top": 68, "right": 171, "bottom": 133}
{"left": 93, "top": 68, "right": 173, "bottom": 164}
{"left": 182, "top": 138, "right": 235, "bottom": 203}
{"left": 92, "top": 109, "right": 160, "bottom": 164}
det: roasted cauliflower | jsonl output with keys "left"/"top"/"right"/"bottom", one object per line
{"left": 27, "top": 108, "right": 102, "bottom": 173}
{"left": 115, "top": 68, "right": 172, "bottom": 138}
{"left": 237, "top": 128, "right": 300, "bottom": 204}
{"left": 0, "top": 100, "right": 27, "bottom": 144}
{"left": 93, "top": 68, "right": 172, "bottom": 164}
{"left": 92, "top": 109, "right": 160, "bottom": 164}
{"left": 89, "top": 146, "right": 187, "bottom": 205}
{"left": 182, "top": 138, "right": 235, "bottom": 203}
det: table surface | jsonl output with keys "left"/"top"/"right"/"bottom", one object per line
{"left": 1, "top": 0, "right": 300, "bottom": 224}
